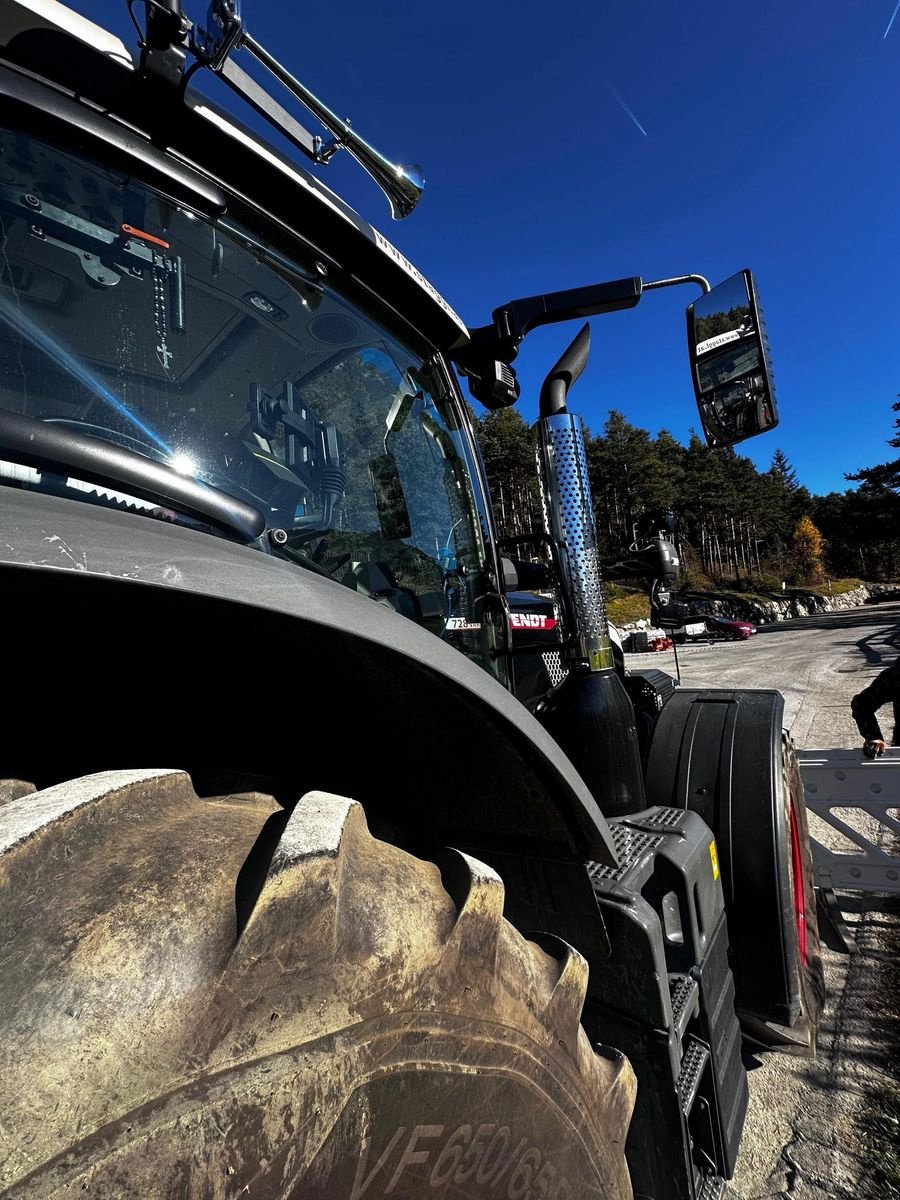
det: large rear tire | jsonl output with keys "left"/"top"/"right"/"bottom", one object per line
{"left": 0, "top": 770, "right": 635, "bottom": 1198}
{"left": 645, "top": 690, "right": 825, "bottom": 1055}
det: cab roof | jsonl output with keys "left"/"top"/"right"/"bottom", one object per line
{"left": 0, "top": 0, "right": 470, "bottom": 352}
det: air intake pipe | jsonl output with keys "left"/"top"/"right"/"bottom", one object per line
{"left": 533, "top": 324, "right": 646, "bottom": 817}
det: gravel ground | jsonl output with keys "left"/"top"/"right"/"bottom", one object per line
{"left": 627, "top": 604, "right": 900, "bottom": 1200}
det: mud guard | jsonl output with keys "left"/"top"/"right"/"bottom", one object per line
{"left": 0, "top": 501, "right": 617, "bottom": 869}
{"left": 644, "top": 689, "right": 824, "bottom": 1051}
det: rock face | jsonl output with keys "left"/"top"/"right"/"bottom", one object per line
{"left": 681, "top": 584, "right": 876, "bottom": 625}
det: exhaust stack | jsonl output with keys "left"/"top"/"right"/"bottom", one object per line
{"left": 534, "top": 324, "right": 612, "bottom": 672}
{"left": 533, "top": 324, "right": 646, "bottom": 818}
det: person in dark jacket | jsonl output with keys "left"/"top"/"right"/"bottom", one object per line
{"left": 851, "top": 656, "right": 900, "bottom": 758}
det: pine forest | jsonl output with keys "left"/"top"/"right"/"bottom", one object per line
{"left": 474, "top": 401, "right": 900, "bottom": 592}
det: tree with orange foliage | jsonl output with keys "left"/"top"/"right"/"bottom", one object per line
{"left": 789, "top": 515, "right": 826, "bottom": 584}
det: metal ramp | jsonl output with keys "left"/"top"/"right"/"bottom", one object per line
{"left": 797, "top": 748, "right": 900, "bottom": 953}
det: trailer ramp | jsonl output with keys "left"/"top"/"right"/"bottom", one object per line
{"left": 798, "top": 748, "right": 900, "bottom": 952}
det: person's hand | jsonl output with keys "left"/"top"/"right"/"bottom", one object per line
{"left": 863, "top": 739, "right": 886, "bottom": 759}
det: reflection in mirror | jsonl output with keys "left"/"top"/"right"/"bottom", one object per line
{"left": 687, "top": 269, "right": 778, "bottom": 448}
{"left": 691, "top": 272, "right": 754, "bottom": 356}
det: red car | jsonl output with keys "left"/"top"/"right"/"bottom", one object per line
{"left": 705, "top": 614, "right": 756, "bottom": 640}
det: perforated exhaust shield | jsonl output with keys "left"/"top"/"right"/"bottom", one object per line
{"left": 536, "top": 413, "right": 612, "bottom": 671}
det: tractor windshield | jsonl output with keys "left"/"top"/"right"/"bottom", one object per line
{"left": 0, "top": 128, "right": 500, "bottom": 673}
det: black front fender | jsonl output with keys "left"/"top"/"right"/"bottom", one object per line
{"left": 1, "top": 489, "right": 617, "bottom": 866}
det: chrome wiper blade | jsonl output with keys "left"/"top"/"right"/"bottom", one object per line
{"left": 0, "top": 410, "right": 265, "bottom": 543}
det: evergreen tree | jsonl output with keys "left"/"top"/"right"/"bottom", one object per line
{"left": 475, "top": 406, "right": 539, "bottom": 538}
{"left": 467, "top": 390, "right": 899, "bottom": 587}
{"left": 588, "top": 411, "right": 671, "bottom": 554}
{"left": 846, "top": 398, "right": 900, "bottom": 491}
{"left": 650, "top": 430, "right": 686, "bottom": 513}
{"left": 679, "top": 433, "right": 738, "bottom": 579}
{"left": 770, "top": 448, "right": 799, "bottom": 492}
{"left": 813, "top": 486, "right": 900, "bottom": 581}
{"left": 825, "top": 396, "right": 900, "bottom": 580}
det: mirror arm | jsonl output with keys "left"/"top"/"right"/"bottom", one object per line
{"left": 454, "top": 276, "right": 642, "bottom": 369}
{"left": 642, "top": 273, "right": 711, "bottom": 296}
{"left": 494, "top": 277, "right": 642, "bottom": 350}
{"left": 455, "top": 274, "right": 709, "bottom": 374}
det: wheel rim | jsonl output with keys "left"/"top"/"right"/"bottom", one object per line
{"left": 788, "top": 799, "right": 808, "bottom": 966}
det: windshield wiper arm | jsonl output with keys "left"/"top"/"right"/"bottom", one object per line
{"left": 0, "top": 410, "right": 265, "bottom": 543}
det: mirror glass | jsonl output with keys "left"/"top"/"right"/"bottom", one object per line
{"left": 687, "top": 270, "right": 778, "bottom": 447}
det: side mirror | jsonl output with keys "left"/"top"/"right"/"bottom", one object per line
{"left": 687, "top": 270, "right": 778, "bottom": 447}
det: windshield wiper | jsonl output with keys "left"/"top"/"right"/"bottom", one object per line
{"left": 0, "top": 409, "right": 265, "bottom": 543}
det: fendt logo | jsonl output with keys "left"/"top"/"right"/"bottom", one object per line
{"left": 509, "top": 613, "right": 557, "bottom": 631}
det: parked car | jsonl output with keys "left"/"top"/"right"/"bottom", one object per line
{"left": 706, "top": 614, "right": 756, "bottom": 640}
{"left": 673, "top": 613, "right": 756, "bottom": 644}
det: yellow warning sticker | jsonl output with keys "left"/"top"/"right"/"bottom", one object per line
{"left": 709, "top": 840, "right": 720, "bottom": 880}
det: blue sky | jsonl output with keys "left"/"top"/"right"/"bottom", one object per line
{"left": 86, "top": 1, "right": 900, "bottom": 496}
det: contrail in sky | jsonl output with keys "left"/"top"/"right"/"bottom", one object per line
{"left": 884, "top": 0, "right": 900, "bottom": 38}
{"left": 601, "top": 76, "right": 648, "bottom": 137}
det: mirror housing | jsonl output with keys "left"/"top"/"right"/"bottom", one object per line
{"left": 463, "top": 360, "right": 520, "bottom": 410}
{"left": 687, "top": 269, "right": 778, "bottom": 447}
{"left": 653, "top": 597, "right": 691, "bottom": 629}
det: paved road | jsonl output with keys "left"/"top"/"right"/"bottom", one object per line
{"left": 635, "top": 602, "right": 900, "bottom": 748}
{"left": 628, "top": 603, "right": 900, "bottom": 1199}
